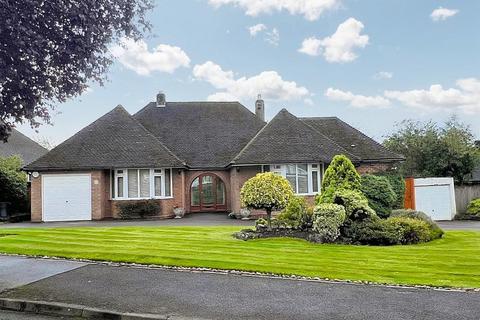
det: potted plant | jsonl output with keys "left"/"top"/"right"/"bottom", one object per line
{"left": 173, "top": 206, "right": 185, "bottom": 219}
{"left": 240, "top": 208, "right": 251, "bottom": 220}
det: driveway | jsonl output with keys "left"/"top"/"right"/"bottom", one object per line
{"left": 437, "top": 220, "right": 480, "bottom": 230}
{"left": 0, "top": 256, "right": 86, "bottom": 292}
{"left": 0, "top": 213, "right": 255, "bottom": 229}
{"left": 1, "top": 260, "right": 478, "bottom": 320}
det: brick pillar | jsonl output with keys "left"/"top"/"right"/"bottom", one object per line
{"left": 30, "top": 175, "right": 42, "bottom": 222}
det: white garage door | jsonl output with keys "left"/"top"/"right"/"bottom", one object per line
{"left": 42, "top": 174, "right": 92, "bottom": 222}
{"left": 414, "top": 178, "right": 456, "bottom": 221}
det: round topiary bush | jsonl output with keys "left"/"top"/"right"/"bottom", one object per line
{"left": 387, "top": 216, "right": 432, "bottom": 244}
{"left": 241, "top": 172, "right": 294, "bottom": 230}
{"left": 317, "top": 155, "right": 361, "bottom": 204}
{"left": 361, "top": 174, "right": 396, "bottom": 218}
{"left": 390, "top": 209, "right": 444, "bottom": 239}
{"left": 466, "top": 198, "right": 480, "bottom": 216}
{"left": 312, "top": 203, "right": 346, "bottom": 242}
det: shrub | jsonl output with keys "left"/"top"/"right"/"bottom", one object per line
{"left": 241, "top": 172, "right": 294, "bottom": 230}
{"left": 277, "top": 196, "right": 309, "bottom": 229}
{"left": 317, "top": 155, "right": 361, "bottom": 204}
{"left": 387, "top": 216, "right": 432, "bottom": 244}
{"left": 361, "top": 174, "right": 396, "bottom": 218}
{"left": 391, "top": 209, "right": 444, "bottom": 239}
{"left": 312, "top": 203, "right": 346, "bottom": 242}
{"left": 466, "top": 198, "right": 480, "bottom": 216}
{"left": 340, "top": 217, "right": 403, "bottom": 245}
{"left": 383, "top": 174, "right": 406, "bottom": 209}
{"left": 0, "top": 156, "right": 28, "bottom": 214}
{"left": 117, "top": 200, "right": 160, "bottom": 219}
{"left": 333, "top": 189, "right": 376, "bottom": 221}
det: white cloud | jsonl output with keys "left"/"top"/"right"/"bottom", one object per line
{"left": 248, "top": 23, "right": 267, "bottom": 36}
{"left": 298, "top": 18, "right": 369, "bottom": 63}
{"left": 265, "top": 28, "right": 280, "bottom": 46}
{"left": 430, "top": 7, "right": 459, "bottom": 21}
{"left": 298, "top": 37, "right": 322, "bottom": 56}
{"left": 111, "top": 37, "right": 190, "bottom": 75}
{"left": 325, "top": 88, "right": 390, "bottom": 108}
{"left": 385, "top": 78, "right": 480, "bottom": 114}
{"left": 209, "top": 0, "right": 341, "bottom": 21}
{"left": 374, "top": 71, "right": 393, "bottom": 80}
{"left": 193, "top": 61, "right": 309, "bottom": 101}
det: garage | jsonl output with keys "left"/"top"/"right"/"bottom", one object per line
{"left": 42, "top": 174, "right": 92, "bottom": 222}
{"left": 414, "top": 177, "right": 456, "bottom": 221}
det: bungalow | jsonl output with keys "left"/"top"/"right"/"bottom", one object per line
{"left": 25, "top": 93, "right": 403, "bottom": 222}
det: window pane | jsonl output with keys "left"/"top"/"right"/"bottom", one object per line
{"left": 312, "top": 171, "right": 319, "bottom": 193}
{"left": 263, "top": 165, "right": 270, "bottom": 172}
{"left": 117, "top": 177, "right": 124, "bottom": 198}
{"left": 154, "top": 176, "right": 162, "bottom": 197}
{"left": 139, "top": 169, "right": 150, "bottom": 197}
{"left": 128, "top": 169, "right": 138, "bottom": 198}
{"left": 164, "top": 169, "right": 171, "bottom": 197}
{"left": 286, "top": 164, "right": 297, "bottom": 192}
{"left": 202, "top": 175, "right": 214, "bottom": 205}
{"left": 191, "top": 177, "right": 200, "bottom": 206}
{"left": 298, "top": 164, "right": 308, "bottom": 194}
{"left": 216, "top": 178, "right": 225, "bottom": 205}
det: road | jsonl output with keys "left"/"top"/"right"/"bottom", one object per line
{"left": 0, "top": 257, "right": 478, "bottom": 320}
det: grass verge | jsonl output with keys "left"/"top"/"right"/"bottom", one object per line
{"left": 0, "top": 226, "right": 478, "bottom": 288}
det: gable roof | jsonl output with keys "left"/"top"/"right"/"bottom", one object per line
{"left": 0, "top": 129, "right": 48, "bottom": 165}
{"left": 301, "top": 117, "right": 404, "bottom": 162}
{"left": 134, "top": 101, "right": 266, "bottom": 168}
{"left": 233, "top": 109, "right": 358, "bottom": 165}
{"left": 25, "top": 106, "right": 185, "bottom": 171}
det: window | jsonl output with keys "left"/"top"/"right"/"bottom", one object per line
{"left": 263, "top": 164, "right": 322, "bottom": 195}
{"left": 114, "top": 168, "right": 174, "bottom": 199}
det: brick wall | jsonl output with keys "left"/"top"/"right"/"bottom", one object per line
{"left": 356, "top": 162, "right": 394, "bottom": 175}
{"left": 30, "top": 174, "right": 42, "bottom": 222}
{"left": 229, "top": 166, "right": 262, "bottom": 213}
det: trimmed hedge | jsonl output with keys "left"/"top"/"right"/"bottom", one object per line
{"left": 361, "top": 174, "right": 396, "bottom": 218}
{"left": 390, "top": 209, "right": 444, "bottom": 240}
{"left": 383, "top": 174, "right": 406, "bottom": 209}
{"left": 340, "top": 217, "right": 402, "bottom": 245}
{"left": 312, "top": 203, "right": 346, "bottom": 242}
{"left": 277, "top": 196, "right": 311, "bottom": 228}
{"left": 117, "top": 200, "right": 160, "bottom": 219}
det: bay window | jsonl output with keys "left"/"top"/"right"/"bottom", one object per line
{"left": 113, "top": 168, "right": 173, "bottom": 199}
{"left": 262, "top": 163, "right": 322, "bottom": 195}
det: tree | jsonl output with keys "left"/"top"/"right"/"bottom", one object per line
{"left": 317, "top": 154, "right": 361, "bottom": 203}
{"left": 0, "top": 156, "right": 28, "bottom": 213}
{"left": 0, "top": 0, "right": 154, "bottom": 141}
{"left": 240, "top": 172, "right": 294, "bottom": 230}
{"left": 384, "top": 116, "right": 480, "bottom": 183}
{"left": 361, "top": 174, "right": 396, "bottom": 218}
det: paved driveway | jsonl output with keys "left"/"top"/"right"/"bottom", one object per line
{"left": 437, "top": 220, "right": 480, "bottom": 230}
{"left": 1, "top": 262, "right": 479, "bottom": 320}
{"left": 0, "top": 256, "right": 86, "bottom": 292}
{"left": 0, "top": 213, "right": 255, "bottom": 229}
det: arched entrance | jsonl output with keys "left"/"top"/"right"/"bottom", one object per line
{"left": 190, "top": 174, "right": 227, "bottom": 212}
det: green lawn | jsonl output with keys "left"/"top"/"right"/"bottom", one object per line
{"left": 0, "top": 226, "right": 479, "bottom": 288}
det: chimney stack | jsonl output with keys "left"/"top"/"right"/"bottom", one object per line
{"left": 255, "top": 94, "right": 265, "bottom": 121}
{"left": 156, "top": 92, "right": 166, "bottom": 107}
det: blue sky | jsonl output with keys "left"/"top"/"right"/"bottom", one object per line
{"left": 18, "top": 0, "right": 480, "bottom": 145}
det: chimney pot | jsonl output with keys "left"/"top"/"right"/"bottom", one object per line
{"left": 255, "top": 94, "right": 265, "bottom": 121}
{"left": 156, "top": 92, "right": 166, "bottom": 107}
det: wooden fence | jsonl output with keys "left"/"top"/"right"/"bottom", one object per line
{"left": 454, "top": 184, "right": 480, "bottom": 214}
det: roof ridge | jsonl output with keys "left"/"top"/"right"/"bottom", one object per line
{"left": 298, "top": 117, "right": 360, "bottom": 161}
{"left": 230, "top": 110, "right": 284, "bottom": 164}
{"left": 129, "top": 113, "right": 188, "bottom": 167}
{"left": 25, "top": 106, "right": 126, "bottom": 169}
{"left": 329, "top": 117, "right": 404, "bottom": 160}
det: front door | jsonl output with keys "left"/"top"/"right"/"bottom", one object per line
{"left": 190, "top": 174, "right": 226, "bottom": 212}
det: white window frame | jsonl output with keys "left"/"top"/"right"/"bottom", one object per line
{"left": 262, "top": 163, "right": 322, "bottom": 195}
{"left": 113, "top": 168, "right": 173, "bottom": 200}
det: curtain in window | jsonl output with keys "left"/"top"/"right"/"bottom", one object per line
{"left": 297, "top": 164, "right": 308, "bottom": 194}
{"left": 286, "top": 164, "right": 297, "bottom": 192}
{"left": 164, "top": 169, "right": 171, "bottom": 197}
{"left": 128, "top": 169, "right": 138, "bottom": 198}
{"left": 139, "top": 169, "right": 150, "bottom": 197}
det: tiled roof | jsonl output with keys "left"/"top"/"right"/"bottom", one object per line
{"left": 0, "top": 129, "right": 48, "bottom": 165}
{"left": 25, "top": 106, "right": 185, "bottom": 170}
{"left": 233, "top": 109, "right": 358, "bottom": 165}
{"left": 134, "top": 102, "right": 265, "bottom": 168}
{"left": 301, "top": 117, "right": 404, "bottom": 162}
